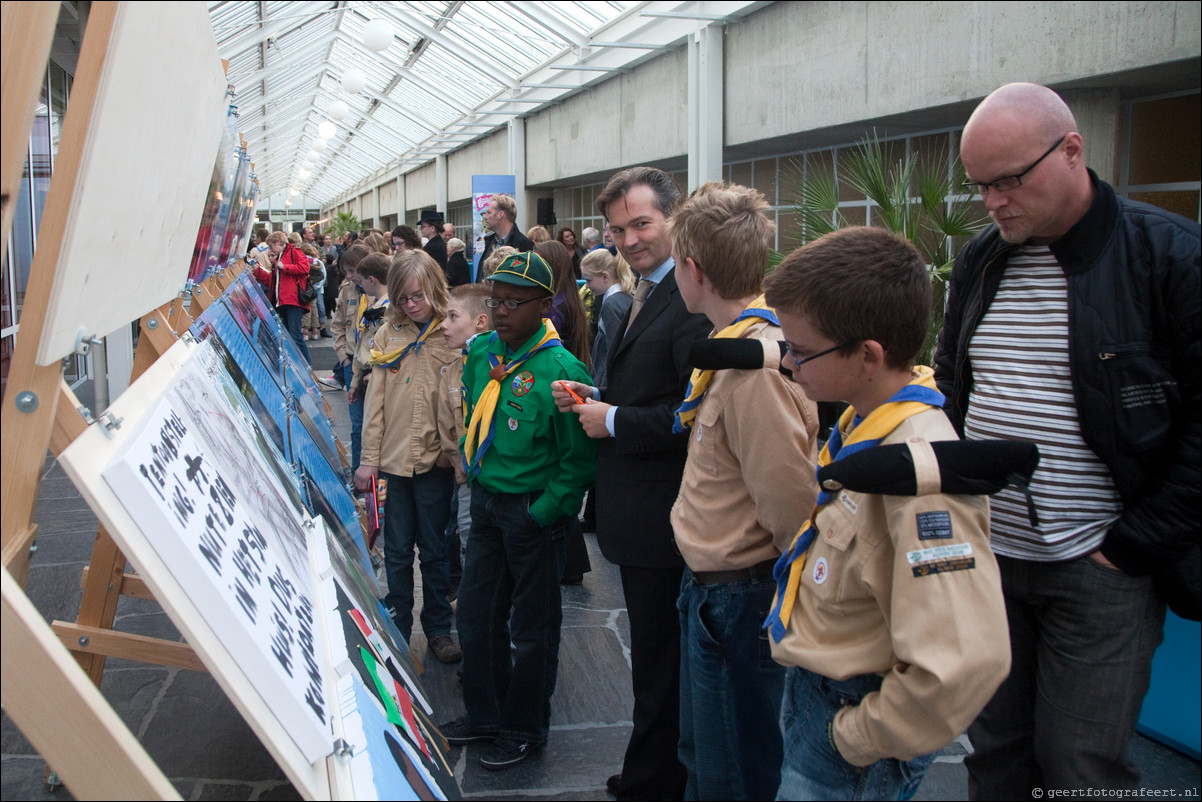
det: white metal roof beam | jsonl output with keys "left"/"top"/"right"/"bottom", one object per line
{"left": 235, "top": 30, "right": 339, "bottom": 88}
{"left": 374, "top": 4, "right": 520, "bottom": 92}
{"left": 215, "top": 0, "right": 334, "bottom": 60}
{"left": 336, "top": 36, "right": 476, "bottom": 118}
{"left": 507, "top": 2, "right": 589, "bottom": 49}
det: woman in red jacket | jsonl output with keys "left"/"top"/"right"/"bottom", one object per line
{"left": 258, "top": 231, "right": 312, "bottom": 362}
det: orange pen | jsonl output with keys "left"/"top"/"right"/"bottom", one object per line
{"left": 557, "top": 380, "right": 586, "bottom": 405}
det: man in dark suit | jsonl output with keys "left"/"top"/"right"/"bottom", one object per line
{"left": 554, "top": 167, "right": 712, "bottom": 801}
{"left": 478, "top": 193, "right": 534, "bottom": 272}
{"left": 419, "top": 208, "right": 448, "bottom": 270}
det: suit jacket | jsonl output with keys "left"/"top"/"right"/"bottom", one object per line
{"left": 595, "top": 268, "right": 713, "bottom": 568}
{"left": 423, "top": 234, "right": 448, "bottom": 269}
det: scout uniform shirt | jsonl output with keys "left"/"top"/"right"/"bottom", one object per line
{"left": 769, "top": 406, "right": 1010, "bottom": 767}
{"left": 360, "top": 317, "right": 460, "bottom": 476}
{"left": 670, "top": 318, "right": 819, "bottom": 572}
{"left": 331, "top": 279, "right": 364, "bottom": 365}
{"left": 461, "top": 321, "right": 597, "bottom": 526}
{"left": 437, "top": 350, "right": 469, "bottom": 485}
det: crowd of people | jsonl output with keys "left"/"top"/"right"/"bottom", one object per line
{"left": 245, "top": 82, "right": 1198, "bottom": 801}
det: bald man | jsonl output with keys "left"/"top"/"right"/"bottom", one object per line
{"left": 935, "top": 83, "right": 1200, "bottom": 798}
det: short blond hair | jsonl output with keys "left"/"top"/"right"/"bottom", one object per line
{"left": 490, "top": 194, "right": 517, "bottom": 223}
{"left": 668, "top": 181, "right": 774, "bottom": 299}
{"left": 449, "top": 283, "right": 492, "bottom": 323}
{"left": 479, "top": 246, "right": 518, "bottom": 281}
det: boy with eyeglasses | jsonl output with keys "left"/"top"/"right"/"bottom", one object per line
{"left": 440, "top": 252, "right": 596, "bottom": 771}
{"left": 763, "top": 226, "right": 1010, "bottom": 801}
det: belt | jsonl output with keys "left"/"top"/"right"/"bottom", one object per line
{"left": 691, "top": 557, "right": 777, "bottom": 585}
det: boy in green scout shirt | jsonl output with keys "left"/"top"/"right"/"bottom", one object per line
{"left": 440, "top": 252, "right": 596, "bottom": 771}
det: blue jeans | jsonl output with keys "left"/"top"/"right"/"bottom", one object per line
{"left": 777, "top": 668, "right": 935, "bottom": 801}
{"left": 277, "top": 304, "right": 310, "bottom": 363}
{"left": 381, "top": 467, "right": 455, "bottom": 644}
{"left": 458, "top": 484, "right": 569, "bottom": 742}
{"left": 966, "top": 554, "right": 1164, "bottom": 797}
{"left": 341, "top": 362, "right": 363, "bottom": 470}
{"left": 678, "top": 568, "right": 784, "bottom": 800}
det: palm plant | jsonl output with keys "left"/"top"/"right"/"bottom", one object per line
{"left": 786, "top": 133, "right": 987, "bottom": 365}
{"left": 326, "top": 210, "right": 361, "bottom": 239}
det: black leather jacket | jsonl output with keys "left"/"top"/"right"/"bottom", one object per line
{"left": 934, "top": 171, "right": 1200, "bottom": 582}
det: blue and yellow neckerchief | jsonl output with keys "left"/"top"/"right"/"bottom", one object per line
{"left": 673, "top": 294, "right": 778, "bottom": 433}
{"left": 462, "top": 320, "right": 562, "bottom": 478}
{"left": 355, "top": 294, "right": 383, "bottom": 344}
{"left": 763, "top": 366, "right": 945, "bottom": 642}
{"left": 367, "top": 316, "right": 441, "bottom": 369}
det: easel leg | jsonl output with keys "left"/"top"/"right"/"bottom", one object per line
{"left": 72, "top": 525, "right": 127, "bottom": 684}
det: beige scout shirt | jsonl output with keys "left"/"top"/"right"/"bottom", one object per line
{"left": 670, "top": 320, "right": 820, "bottom": 572}
{"left": 360, "top": 318, "right": 460, "bottom": 477}
{"left": 436, "top": 357, "right": 468, "bottom": 485}
{"left": 770, "top": 407, "right": 1010, "bottom": 768}
{"left": 331, "top": 279, "right": 362, "bottom": 363}
{"left": 350, "top": 296, "right": 388, "bottom": 394}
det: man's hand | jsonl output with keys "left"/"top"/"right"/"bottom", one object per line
{"left": 347, "top": 385, "right": 359, "bottom": 403}
{"left": 572, "top": 400, "right": 613, "bottom": 439}
{"left": 354, "top": 465, "right": 377, "bottom": 492}
{"left": 1089, "top": 549, "right": 1121, "bottom": 571}
{"left": 552, "top": 380, "right": 596, "bottom": 413}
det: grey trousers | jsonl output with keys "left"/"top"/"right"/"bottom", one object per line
{"left": 966, "top": 553, "right": 1165, "bottom": 800}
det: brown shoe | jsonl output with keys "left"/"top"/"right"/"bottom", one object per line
{"left": 428, "top": 634, "right": 463, "bottom": 663}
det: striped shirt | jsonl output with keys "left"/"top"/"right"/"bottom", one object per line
{"left": 963, "top": 246, "right": 1121, "bottom": 561}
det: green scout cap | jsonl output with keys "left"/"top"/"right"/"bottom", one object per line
{"left": 489, "top": 252, "right": 554, "bottom": 294}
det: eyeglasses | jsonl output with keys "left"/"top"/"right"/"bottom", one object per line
{"left": 396, "top": 291, "right": 427, "bottom": 306}
{"left": 484, "top": 296, "right": 543, "bottom": 310}
{"left": 962, "top": 136, "right": 1066, "bottom": 195}
{"left": 785, "top": 341, "right": 854, "bottom": 368}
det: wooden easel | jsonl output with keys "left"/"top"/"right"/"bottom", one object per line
{"left": 51, "top": 270, "right": 245, "bottom": 685}
{"left": 1, "top": 2, "right": 183, "bottom": 797}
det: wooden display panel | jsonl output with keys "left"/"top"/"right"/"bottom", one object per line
{"left": 32, "top": 1, "right": 228, "bottom": 366}
{"left": 57, "top": 339, "right": 337, "bottom": 799}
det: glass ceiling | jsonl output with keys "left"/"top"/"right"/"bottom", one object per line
{"left": 208, "top": 1, "right": 763, "bottom": 208}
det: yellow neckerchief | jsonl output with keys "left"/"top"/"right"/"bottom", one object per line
{"left": 462, "top": 320, "right": 563, "bottom": 478}
{"left": 673, "top": 294, "right": 778, "bottom": 433}
{"left": 367, "top": 316, "right": 442, "bottom": 368}
{"left": 355, "top": 294, "right": 383, "bottom": 344}
{"left": 764, "top": 366, "right": 946, "bottom": 642}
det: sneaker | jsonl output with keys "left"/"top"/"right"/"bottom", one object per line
{"left": 317, "top": 375, "right": 343, "bottom": 389}
{"left": 428, "top": 634, "right": 463, "bottom": 663}
{"left": 479, "top": 736, "right": 546, "bottom": 770}
{"left": 439, "top": 716, "right": 497, "bottom": 746}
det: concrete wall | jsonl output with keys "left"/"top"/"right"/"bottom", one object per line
{"left": 724, "top": 1, "right": 1201, "bottom": 148}
{"left": 524, "top": 47, "right": 688, "bottom": 186}
{"left": 1063, "top": 88, "right": 1123, "bottom": 184}
{"left": 447, "top": 129, "right": 510, "bottom": 202}
{"left": 405, "top": 162, "right": 436, "bottom": 214}
{"left": 378, "top": 180, "right": 397, "bottom": 216}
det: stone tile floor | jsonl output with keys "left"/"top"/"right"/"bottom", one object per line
{"left": 4, "top": 339, "right": 1199, "bottom": 800}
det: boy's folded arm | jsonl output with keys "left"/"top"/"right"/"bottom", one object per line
{"left": 832, "top": 492, "right": 1011, "bottom": 767}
